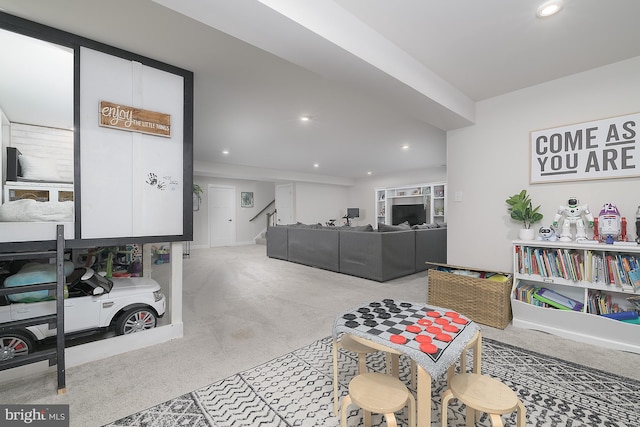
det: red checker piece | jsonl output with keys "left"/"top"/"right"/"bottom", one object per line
{"left": 435, "top": 318, "right": 450, "bottom": 325}
{"left": 426, "top": 311, "right": 441, "bottom": 318}
{"left": 406, "top": 325, "right": 422, "bottom": 333}
{"left": 445, "top": 311, "right": 460, "bottom": 318}
{"left": 390, "top": 334, "right": 407, "bottom": 344}
{"left": 443, "top": 324, "right": 459, "bottom": 333}
{"left": 420, "top": 342, "right": 438, "bottom": 354}
{"left": 452, "top": 317, "right": 468, "bottom": 325}
{"left": 415, "top": 335, "right": 432, "bottom": 344}
{"left": 417, "top": 318, "right": 432, "bottom": 326}
{"left": 426, "top": 326, "right": 442, "bottom": 334}
{"left": 435, "top": 333, "right": 453, "bottom": 342}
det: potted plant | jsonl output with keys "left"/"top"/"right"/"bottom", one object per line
{"left": 505, "top": 189, "right": 543, "bottom": 240}
{"left": 193, "top": 184, "right": 203, "bottom": 211}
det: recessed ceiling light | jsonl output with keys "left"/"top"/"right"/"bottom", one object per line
{"left": 222, "top": 150, "right": 229, "bottom": 155}
{"left": 367, "top": 171, "right": 372, "bottom": 175}
{"left": 536, "top": 0, "right": 563, "bottom": 17}
{"left": 300, "top": 115, "right": 312, "bottom": 122}
{"left": 313, "top": 163, "right": 319, "bottom": 168}
{"left": 401, "top": 144, "right": 410, "bottom": 150}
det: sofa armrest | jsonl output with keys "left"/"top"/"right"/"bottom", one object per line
{"left": 266, "top": 226, "right": 288, "bottom": 260}
{"left": 340, "top": 230, "right": 415, "bottom": 282}
{"left": 415, "top": 227, "right": 447, "bottom": 271}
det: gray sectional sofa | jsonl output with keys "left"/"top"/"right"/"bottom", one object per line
{"left": 266, "top": 223, "right": 446, "bottom": 282}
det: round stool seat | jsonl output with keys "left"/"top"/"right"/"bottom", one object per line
{"left": 450, "top": 373, "right": 518, "bottom": 414}
{"left": 349, "top": 373, "right": 411, "bottom": 414}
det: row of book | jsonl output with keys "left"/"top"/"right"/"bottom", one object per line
{"left": 515, "top": 283, "right": 640, "bottom": 321}
{"left": 588, "top": 290, "right": 622, "bottom": 315}
{"left": 515, "top": 246, "right": 640, "bottom": 291}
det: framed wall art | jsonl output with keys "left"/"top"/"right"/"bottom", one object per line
{"left": 241, "top": 191, "right": 254, "bottom": 208}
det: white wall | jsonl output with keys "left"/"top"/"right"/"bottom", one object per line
{"left": 350, "top": 167, "right": 447, "bottom": 226}
{"left": 193, "top": 168, "right": 448, "bottom": 236}
{"left": 193, "top": 176, "right": 275, "bottom": 247}
{"left": 448, "top": 56, "right": 640, "bottom": 273}
{"left": 80, "top": 47, "right": 184, "bottom": 239}
{"left": 294, "top": 182, "right": 349, "bottom": 225}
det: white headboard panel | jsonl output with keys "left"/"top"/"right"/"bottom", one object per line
{"left": 9, "top": 122, "right": 73, "bottom": 182}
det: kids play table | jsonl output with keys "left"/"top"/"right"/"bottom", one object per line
{"left": 333, "top": 299, "right": 481, "bottom": 427}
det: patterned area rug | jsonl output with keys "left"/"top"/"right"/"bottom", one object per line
{"left": 104, "top": 336, "right": 640, "bottom": 427}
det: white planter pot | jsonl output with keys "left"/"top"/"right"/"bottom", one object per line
{"left": 518, "top": 228, "right": 536, "bottom": 241}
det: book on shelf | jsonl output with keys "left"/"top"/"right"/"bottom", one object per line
{"left": 628, "top": 269, "right": 640, "bottom": 291}
{"left": 600, "top": 311, "right": 638, "bottom": 321}
{"left": 515, "top": 282, "right": 549, "bottom": 307}
{"left": 533, "top": 287, "right": 584, "bottom": 311}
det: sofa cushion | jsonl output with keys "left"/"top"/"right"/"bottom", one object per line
{"left": 378, "top": 222, "right": 411, "bottom": 232}
{"left": 287, "top": 227, "right": 340, "bottom": 271}
{"left": 339, "top": 224, "right": 374, "bottom": 232}
{"left": 412, "top": 223, "right": 439, "bottom": 229}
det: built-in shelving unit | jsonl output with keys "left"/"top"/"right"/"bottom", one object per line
{"left": 375, "top": 182, "right": 446, "bottom": 227}
{"left": 512, "top": 240, "right": 640, "bottom": 354}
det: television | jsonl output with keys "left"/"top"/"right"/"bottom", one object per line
{"left": 346, "top": 208, "right": 359, "bottom": 218}
{"left": 392, "top": 204, "right": 426, "bottom": 226}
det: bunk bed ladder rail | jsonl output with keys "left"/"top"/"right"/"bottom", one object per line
{"left": 0, "top": 224, "right": 67, "bottom": 394}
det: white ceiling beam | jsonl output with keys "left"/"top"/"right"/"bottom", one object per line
{"left": 153, "top": 0, "right": 475, "bottom": 130}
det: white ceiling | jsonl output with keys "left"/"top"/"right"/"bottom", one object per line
{"left": 0, "top": 0, "right": 639, "bottom": 181}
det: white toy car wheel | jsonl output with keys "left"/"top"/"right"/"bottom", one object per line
{"left": 116, "top": 307, "right": 157, "bottom": 335}
{"left": 0, "top": 331, "right": 34, "bottom": 361}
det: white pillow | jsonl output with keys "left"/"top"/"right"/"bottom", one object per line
{"left": 18, "top": 155, "right": 60, "bottom": 181}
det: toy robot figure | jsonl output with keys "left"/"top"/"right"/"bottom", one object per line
{"left": 593, "top": 202, "right": 624, "bottom": 244}
{"left": 536, "top": 225, "right": 558, "bottom": 242}
{"left": 553, "top": 197, "right": 594, "bottom": 242}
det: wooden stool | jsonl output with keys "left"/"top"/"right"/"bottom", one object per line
{"left": 350, "top": 334, "right": 417, "bottom": 389}
{"left": 446, "top": 330, "right": 482, "bottom": 384}
{"left": 340, "top": 372, "right": 416, "bottom": 427}
{"left": 441, "top": 373, "right": 526, "bottom": 427}
{"left": 333, "top": 334, "right": 378, "bottom": 415}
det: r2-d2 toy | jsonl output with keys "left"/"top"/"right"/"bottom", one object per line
{"left": 553, "top": 197, "right": 594, "bottom": 242}
{"left": 594, "top": 203, "right": 624, "bottom": 244}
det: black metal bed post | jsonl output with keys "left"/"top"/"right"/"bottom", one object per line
{"left": 55, "top": 224, "right": 66, "bottom": 394}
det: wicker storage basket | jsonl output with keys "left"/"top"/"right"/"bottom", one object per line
{"left": 427, "top": 267, "right": 512, "bottom": 329}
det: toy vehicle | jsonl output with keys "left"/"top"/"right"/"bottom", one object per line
{"left": 0, "top": 267, "right": 166, "bottom": 361}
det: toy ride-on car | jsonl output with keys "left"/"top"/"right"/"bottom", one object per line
{"left": 0, "top": 266, "right": 166, "bottom": 361}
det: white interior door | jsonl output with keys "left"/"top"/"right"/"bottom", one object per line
{"left": 208, "top": 185, "right": 236, "bottom": 247}
{"left": 276, "top": 183, "right": 294, "bottom": 225}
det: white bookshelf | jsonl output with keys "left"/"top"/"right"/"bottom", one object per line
{"left": 512, "top": 240, "right": 640, "bottom": 353}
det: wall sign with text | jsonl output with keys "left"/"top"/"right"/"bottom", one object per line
{"left": 99, "top": 101, "right": 171, "bottom": 137}
{"left": 530, "top": 112, "right": 638, "bottom": 184}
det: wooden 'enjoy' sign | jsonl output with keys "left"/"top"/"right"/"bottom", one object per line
{"left": 99, "top": 101, "right": 171, "bottom": 137}
{"left": 530, "top": 112, "right": 639, "bottom": 183}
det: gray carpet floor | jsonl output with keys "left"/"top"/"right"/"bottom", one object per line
{"left": 1, "top": 244, "right": 639, "bottom": 426}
